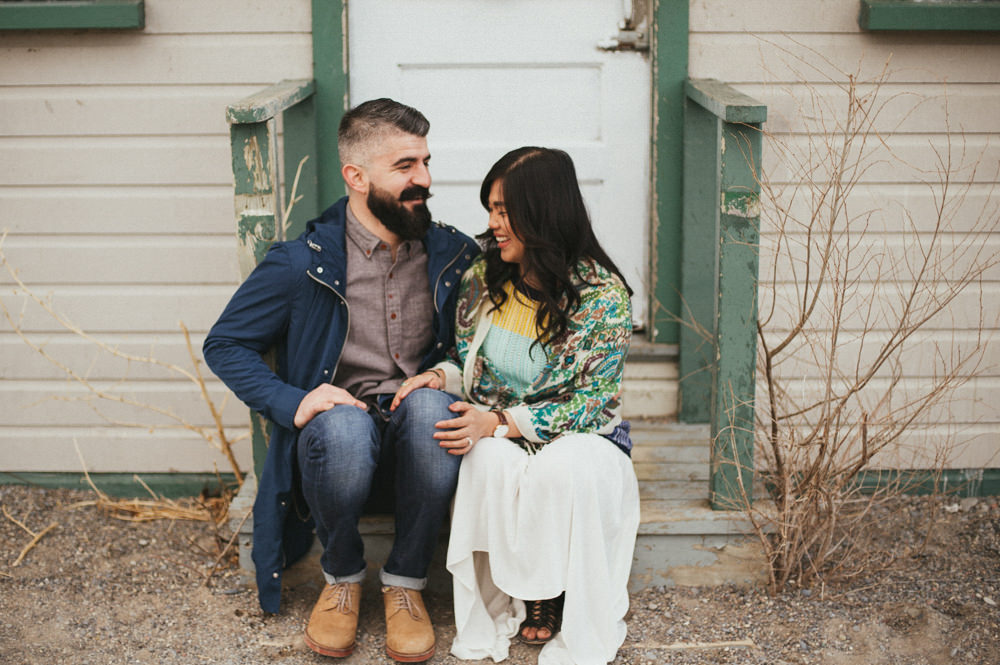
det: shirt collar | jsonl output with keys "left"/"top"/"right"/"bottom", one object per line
{"left": 345, "top": 203, "right": 413, "bottom": 258}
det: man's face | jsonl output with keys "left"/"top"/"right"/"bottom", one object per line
{"left": 364, "top": 133, "right": 433, "bottom": 241}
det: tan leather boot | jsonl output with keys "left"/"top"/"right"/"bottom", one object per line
{"left": 382, "top": 585, "right": 435, "bottom": 662}
{"left": 304, "top": 582, "right": 361, "bottom": 658}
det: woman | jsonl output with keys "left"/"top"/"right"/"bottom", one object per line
{"left": 392, "top": 147, "right": 639, "bottom": 665}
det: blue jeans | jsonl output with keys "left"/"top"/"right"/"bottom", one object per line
{"left": 297, "top": 388, "right": 461, "bottom": 590}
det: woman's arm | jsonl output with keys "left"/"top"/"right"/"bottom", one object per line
{"left": 508, "top": 278, "right": 632, "bottom": 444}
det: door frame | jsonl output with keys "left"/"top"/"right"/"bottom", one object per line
{"left": 309, "top": 0, "right": 689, "bottom": 344}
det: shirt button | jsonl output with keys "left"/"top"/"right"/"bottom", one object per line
{"left": 379, "top": 243, "right": 388, "bottom": 250}
{"left": 394, "top": 353, "right": 400, "bottom": 360}
{"left": 390, "top": 313, "right": 397, "bottom": 320}
{"left": 437, "top": 342, "right": 443, "bottom": 348}
{"left": 388, "top": 273, "right": 394, "bottom": 279}
{"left": 316, "top": 266, "right": 324, "bottom": 273}
{"left": 323, "top": 369, "right": 329, "bottom": 375}
{"left": 334, "top": 280, "right": 340, "bottom": 286}
{"left": 272, "top": 572, "right": 279, "bottom": 579}
{"left": 445, "top": 281, "right": 452, "bottom": 287}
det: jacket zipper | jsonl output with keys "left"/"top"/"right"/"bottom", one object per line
{"left": 307, "top": 270, "right": 350, "bottom": 383}
{"left": 432, "top": 245, "right": 467, "bottom": 314}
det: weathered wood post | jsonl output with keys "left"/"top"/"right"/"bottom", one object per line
{"left": 679, "top": 79, "right": 766, "bottom": 510}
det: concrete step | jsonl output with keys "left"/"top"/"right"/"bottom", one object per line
{"left": 229, "top": 420, "right": 769, "bottom": 592}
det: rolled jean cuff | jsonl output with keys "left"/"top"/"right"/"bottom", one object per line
{"left": 323, "top": 566, "right": 366, "bottom": 586}
{"left": 380, "top": 568, "right": 426, "bottom": 591}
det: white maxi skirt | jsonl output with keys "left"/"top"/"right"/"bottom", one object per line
{"left": 447, "top": 433, "right": 640, "bottom": 665}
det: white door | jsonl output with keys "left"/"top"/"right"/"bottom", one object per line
{"left": 349, "top": 0, "right": 651, "bottom": 325}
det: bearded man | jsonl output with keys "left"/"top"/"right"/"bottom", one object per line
{"left": 203, "top": 98, "right": 479, "bottom": 662}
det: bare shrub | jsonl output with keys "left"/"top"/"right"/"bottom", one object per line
{"left": 745, "top": 51, "right": 999, "bottom": 594}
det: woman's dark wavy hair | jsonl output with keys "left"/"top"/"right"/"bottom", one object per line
{"left": 478, "top": 147, "right": 633, "bottom": 347}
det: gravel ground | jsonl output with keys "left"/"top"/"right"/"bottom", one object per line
{"left": 1, "top": 485, "right": 998, "bottom": 665}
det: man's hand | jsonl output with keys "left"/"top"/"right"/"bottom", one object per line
{"left": 293, "top": 384, "right": 366, "bottom": 429}
{"left": 389, "top": 369, "right": 444, "bottom": 411}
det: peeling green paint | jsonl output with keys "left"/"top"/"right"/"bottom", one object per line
{"left": 721, "top": 191, "right": 760, "bottom": 219}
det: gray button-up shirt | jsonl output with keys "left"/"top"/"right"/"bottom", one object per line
{"left": 332, "top": 205, "right": 434, "bottom": 402}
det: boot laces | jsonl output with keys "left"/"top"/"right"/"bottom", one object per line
{"left": 322, "top": 582, "right": 355, "bottom": 614}
{"left": 384, "top": 586, "right": 423, "bottom": 620}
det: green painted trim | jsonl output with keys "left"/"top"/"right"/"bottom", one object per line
{"left": 0, "top": 0, "right": 143, "bottom": 30}
{"left": 685, "top": 78, "right": 767, "bottom": 125}
{"left": 283, "top": 94, "right": 320, "bottom": 240}
{"left": 0, "top": 472, "right": 238, "bottom": 499}
{"left": 860, "top": 0, "right": 1000, "bottom": 31}
{"left": 226, "top": 79, "right": 315, "bottom": 124}
{"left": 678, "top": 97, "right": 720, "bottom": 423}
{"left": 710, "top": 121, "right": 762, "bottom": 510}
{"left": 311, "top": 0, "right": 348, "bottom": 207}
{"left": 853, "top": 468, "right": 1000, "bottom": 497}
{"left": 650, "top": 0, "right": 689, "bottom": 343}
{"left": 677, "top": 80, "right": 765, "bottom": 508}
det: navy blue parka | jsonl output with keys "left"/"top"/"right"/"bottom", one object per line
{"left": 203, "top": 197, "right": 479, "bottom": 613}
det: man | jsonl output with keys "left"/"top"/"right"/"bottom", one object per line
{"left": 203, "top": 98, "right": 479, "bottom": 662}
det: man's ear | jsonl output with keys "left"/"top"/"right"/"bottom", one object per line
{"left": 342, "top": 163, "right": 368, "bottom": 195}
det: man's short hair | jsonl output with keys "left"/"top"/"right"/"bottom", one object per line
{"left": 338, "top": 98, "right": 430, "bottom": 168}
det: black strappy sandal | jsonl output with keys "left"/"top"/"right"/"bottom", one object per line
{"left": 519, "top": 593, "right": 565, "bottom": 645}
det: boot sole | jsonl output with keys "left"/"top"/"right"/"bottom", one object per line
{"left": 304, "top": 631, "right": 355, "bottom": 658}
{"left": 386, "top": 645, "right": 435, "bottom": 662}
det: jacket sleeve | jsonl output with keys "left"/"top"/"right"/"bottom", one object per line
{"left": 506, "top": 279, "right": 632, "bottom": 444}
{"left": 202, "top": 243, "right": 308, "bottom": 431}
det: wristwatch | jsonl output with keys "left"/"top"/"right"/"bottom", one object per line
{"left": 492, "top": 409, "right": 510, "bottom": 438}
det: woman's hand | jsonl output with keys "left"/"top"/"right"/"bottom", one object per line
{"left": 389, "top": 369, "right": 444, "bottom": 411}
{"left": 434, "top": 402, "right": 500, "bottom": 455}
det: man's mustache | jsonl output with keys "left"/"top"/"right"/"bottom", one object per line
{"left": 399, "top": 186, "right": 432, "bottom": 202}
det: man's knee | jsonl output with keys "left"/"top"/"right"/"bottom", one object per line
{"left": 392, "top": 388, "right": 457, "bottom": 430}
{"left": 299, "top": 404, "right": 375, "bottom": 457}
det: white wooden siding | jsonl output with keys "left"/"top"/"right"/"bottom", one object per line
{"left": 0, "top": 0, "right": 311, "bottom": 474}
{"left": 691, "top": 0, "right": 1000, "bottom": 469}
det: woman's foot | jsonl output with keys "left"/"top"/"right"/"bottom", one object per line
{"left": 519, "top": 594, "right": 565, "bottom": 645}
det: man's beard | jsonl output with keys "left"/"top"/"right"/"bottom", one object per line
{"left": 367, "top": 184, "right": 432, "bottom": 241}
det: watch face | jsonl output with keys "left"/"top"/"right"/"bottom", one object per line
{"left": 493, "top": 424, "right": 510, "bottom": 438}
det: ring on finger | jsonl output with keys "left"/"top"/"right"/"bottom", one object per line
{"left": 466, "top": 437, "right": 474, "bottom": 447}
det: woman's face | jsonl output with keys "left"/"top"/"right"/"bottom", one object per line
{"left": 486, "top": 179, "right": 526, "bottom": 266}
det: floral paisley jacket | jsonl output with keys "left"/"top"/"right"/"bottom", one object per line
{"left": 435, "top": 255, "right": 633, "bottom": 450}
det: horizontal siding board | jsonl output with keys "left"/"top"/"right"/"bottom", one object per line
{"left": 758, "top": 184, "right": 998, "bottom": 234}
{"left": 754, "top": 377, "right": 1000, "bottom": 423}
{"left": 1, "top": 333, "right": 218, "bottom": 381}
{"left": 761, "top": 134, "right": 1000, "bottom": 185}
{"left": 690, "top": 0, "right": 862, "bottom": 33}
{"left": 755, "top": 424, "right": 1000, "bottom": 470}
{"left": 1, "top": 380, "right": 248, "bottom": 427}
{"left": 740, "top": 83, "right": 1000, "bottom": 135}
{"left": 1, "top": 186, "right": 235, "bottom": 235}
{"left": 0, "top": 237, "right": 240, "bottom": 285}
{"left": 690, "top": 33, "right": 1000, "bottom": 84}
{"left": 141, "top": 0, "right": 310, "bottom": 34}
{"left": 0, "top": 85, "right": 259, "bottom": 137}
{"left": 0, "top": 34, "right": 312, "bottom": 86}
{"left": 0, "top": 286, "right": 236, "bottom": 333}
{"left": 0, "top": 427, "right": 253, "bottom": 473}
{"left": 761, "top": 283, "right": 1000, "bottom": 331}
{"left": 758, "top": 330, "right": 1000, "bottom": 379}
{"left": 758, "top": 233, "right": 1000, "bottom": 284}
{"left": 0, "top": 136, "right": 231, "bottom": 186}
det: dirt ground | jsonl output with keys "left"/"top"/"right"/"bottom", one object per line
{"left": 1, "top": 484, "right": 998, "bottom": 665}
